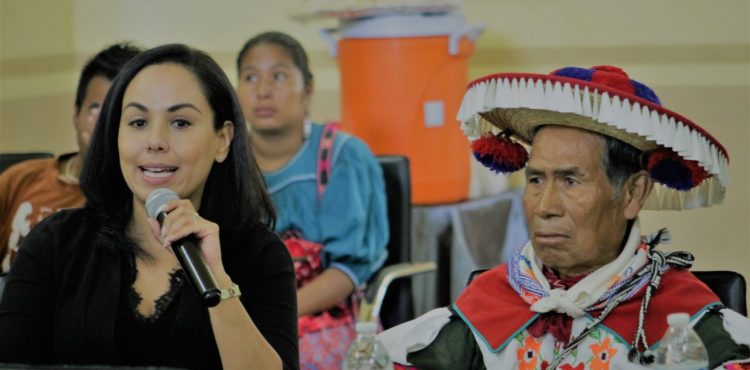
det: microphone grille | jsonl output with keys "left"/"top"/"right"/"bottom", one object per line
{"left": 146, "top": 188, "right": 179, "bottom": 218}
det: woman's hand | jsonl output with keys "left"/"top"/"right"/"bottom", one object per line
{"left": 147, "top": 199, "right": 224, "bottom": 272}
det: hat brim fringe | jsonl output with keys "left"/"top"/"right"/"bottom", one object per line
{"left": 458, "top": 74, "right": 729, "bottom": 211}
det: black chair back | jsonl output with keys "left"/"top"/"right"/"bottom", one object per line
{"left": 693, "top": 271, "right": 747, "bottom": 316}
{"left": 0, "top": 152, "right": 54, "bottom": 173}
{"left": 376, "top": 155, "right": 413, "bottom": 329}
{"left": 466, "top": 268, "right": 489, "bottom": 287}
{"left": 467, "top": 269, "right": 747, "bottom": 315}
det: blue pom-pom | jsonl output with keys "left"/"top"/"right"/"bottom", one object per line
{"left": 631, "top": 80, "right": 661, "bottom": 105}
{"left": 552, "top": 67, "right": 593, "bottom": 81}
{"left": 648, "top": 159, "right": 693, "bottom": 191}
{"left": 473, "top": 152, "right": 516, "bottom": 174}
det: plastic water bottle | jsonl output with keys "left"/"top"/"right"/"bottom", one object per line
{"left": 650, "top": 312, "right": 709, "bottom": 370}
{"left": 343, "top": 322, "right": 394, "bottom": 370}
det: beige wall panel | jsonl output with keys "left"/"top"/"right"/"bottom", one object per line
{"left": 465, "top": 0, "right": 749, "bottom": 49}
{"left": 71, "top": 0, "right": 331, "bottom": 55}
{"left": 1, "top": 0, "right": 75, "bottom": 59}
{"left": 0, "top": 93, "right": 76, "bottom": 153}
{"left": 307, "top": 89, "right": 342, "bottom": 125}
{"left": 1, "top": 0, "right": 76, "bottom": 148}
{"left": 465, "top": 43, "right": 749, "bottom": 96}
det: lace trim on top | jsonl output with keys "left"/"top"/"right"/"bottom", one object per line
{"left": 128, "top": 267, "right": 186, "bottom": 323}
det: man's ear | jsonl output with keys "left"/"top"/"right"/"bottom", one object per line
{"left": 622, "top": 171, "right": 654, "bottom": 219}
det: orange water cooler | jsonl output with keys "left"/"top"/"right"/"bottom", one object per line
{"left": 321, "top": 11, "right": 483, "bottom": 204}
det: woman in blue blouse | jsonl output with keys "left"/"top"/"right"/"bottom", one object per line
{"left": 236, "top": 31, "right": 389, "bottom": 368}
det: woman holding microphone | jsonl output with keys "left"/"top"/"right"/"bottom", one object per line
{"left": 0, "top": 44, "right": 298, "bottom": 370}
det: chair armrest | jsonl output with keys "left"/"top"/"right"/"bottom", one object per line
{"left": 359, "top": 262, "right": 436, "bottom": 323}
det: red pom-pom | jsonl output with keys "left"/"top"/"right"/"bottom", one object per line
{"left": 591, "top": 65, "right": 635, "bottom": 95}
{"left": 592, "top": 65, "right": 629, "bottom": 77}
{"left": 471, "top": 133, "right": 528, "bottom": 174}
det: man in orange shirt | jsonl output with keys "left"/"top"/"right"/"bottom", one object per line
{"left": 0, "top": 43, "right": 141, "bottom": 272}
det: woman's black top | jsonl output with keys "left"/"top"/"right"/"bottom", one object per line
{"left": 0, "top": 208, "right": 299, "bottom": 369}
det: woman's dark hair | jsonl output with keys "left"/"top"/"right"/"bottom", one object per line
{"left": 236, "top": 31, "right": 313, "bottom": 88}
{"left": 80, "top": 43, "right": 276, "bottom": 253}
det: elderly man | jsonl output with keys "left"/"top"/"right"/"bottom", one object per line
{"left": 379, "top": 66, "right": 750, "bottom": 369}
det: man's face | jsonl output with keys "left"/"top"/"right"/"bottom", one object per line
{"left": 73, "top": 75, "right": 112, "bottom": 154}
{"left": 523, "top": 126, "right": 630, "bottom": 277}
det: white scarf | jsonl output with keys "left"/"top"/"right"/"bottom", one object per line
{"left": 522, "top": 220, "right": 649, "bottom": 318}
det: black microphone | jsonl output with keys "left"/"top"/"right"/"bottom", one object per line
{"left": 146, "top": 188, "right": 221, "bottom": 307}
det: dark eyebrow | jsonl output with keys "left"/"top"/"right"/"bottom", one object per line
{"left": 554, "top": 167, "right": 584, "bottom": 178}
{"left": 123, "top": 102, "right": 148, "bottom": 112}
{"left": 524, "top": 166, "right": 585, "bottom": 178}
{"left": 168, "top": 103, "right": 202, "bottom": 114}
{"left": 122, "top": 102, "right": 202, "bottom": 114}
{"left": 525, "top": 166, "right": 544, "bottom": 177}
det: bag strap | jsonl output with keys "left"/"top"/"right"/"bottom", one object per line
{"left": 316, "top": 122, "right": 340, "bottom": 198}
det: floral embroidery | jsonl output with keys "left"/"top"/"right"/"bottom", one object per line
{"left": 723, "top": 363, "right": 750, "bottom": 370}
{"left": 589, "top": 337, "right": 618, "bottom": 370}
{"left": 559, "top": 364, "right": 584, "bottom": 370}
{"left": 516, "top": 336, "right": 543, "bottom": 370}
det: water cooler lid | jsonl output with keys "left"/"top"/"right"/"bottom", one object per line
{"left": 337, "top": 11, "right": 467, "bottom": 39}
